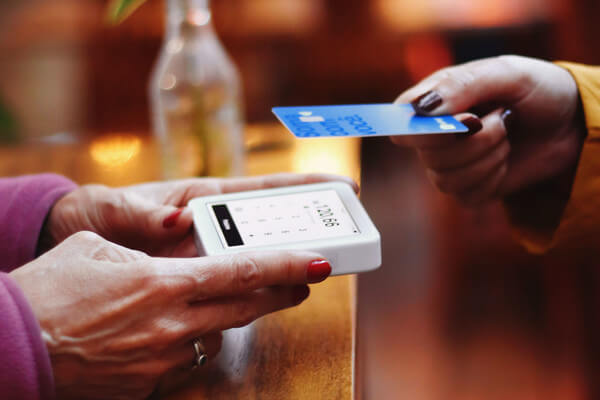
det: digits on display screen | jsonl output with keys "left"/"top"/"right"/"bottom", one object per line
{"left": 316, "top": 204, "right": 340, "bottom": 227}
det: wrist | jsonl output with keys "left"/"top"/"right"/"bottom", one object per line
{"left": 553, "top": 84, "right": 588, "bottom": 195}
{"left": 36, "top": 190, "right": 78, "bottom": 255}
{"left": 503, "top": 99, "right": 586, "bottom": 246}
{"left": 554, "top": 61, "right": 592, "bottom": 185}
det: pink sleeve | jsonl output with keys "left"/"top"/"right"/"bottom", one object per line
{"left": 0, "top": 174, "right": 77, "bottom": 272}
{"left": 0, "top": 174, "right": 76, "bottom": 399}
{"left": 0, "top": 274, "right": 55, "bottom": 399}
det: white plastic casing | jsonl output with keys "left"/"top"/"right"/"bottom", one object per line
{"left": 188, "top": 182, "right": 381, "bottom": 275}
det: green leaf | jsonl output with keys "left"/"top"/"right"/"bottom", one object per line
{"left": 106, "top": 0, "right": 149, "bottom": 24}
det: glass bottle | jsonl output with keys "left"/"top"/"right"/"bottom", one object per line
{"left": 150, "top": 0, "right": 245, "bottom": 179}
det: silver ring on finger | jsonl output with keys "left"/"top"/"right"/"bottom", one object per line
{"left": 191, "top": 338, "right": 208, "bottom": 370}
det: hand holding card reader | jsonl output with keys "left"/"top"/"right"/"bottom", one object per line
{"left": 189, "top": 182, "right": 381, "bottom": 275}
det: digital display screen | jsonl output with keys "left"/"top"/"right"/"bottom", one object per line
{"left": 208, "top": 190, "right": 360, "bottom": 248}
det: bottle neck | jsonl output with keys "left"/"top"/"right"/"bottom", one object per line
{"left": 166, "top": 0, "right": 212, "bottom": 34}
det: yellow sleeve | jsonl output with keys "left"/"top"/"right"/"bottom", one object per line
{"left": 506, "top": 62, "right": 600, "bottom": 254}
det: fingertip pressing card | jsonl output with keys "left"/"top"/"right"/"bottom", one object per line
{"left": 272, "top": 103, "right": 468, "bottom": 138}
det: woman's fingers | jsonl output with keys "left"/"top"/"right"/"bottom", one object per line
{"left": 136, "top": 199, "right": 194, "bottom": 238}
{"left": 422, "top": 110, "right": 511, "bottom": 197}
{"left": 218, "top": 173, "right": 360, "bottom": 194}
{"left": 427, "top": 138, "right": 510, "bottom": 195}
{"left": 160, "top": 252, "right": 330, "bottom": 301}
{"left": 390, "top": 112, "right": 481, "bottom": 148}
{"left": 417, "top": 111, "right": 507, "bottom": 170}
{"left": 458, "top": 162, "right": 509, "bottom": 206}
{"left": 390, "top": 132, "right": 462, "bottom": 148}
{"left": 17, "top": 232, "right": 320, "bottom": 399}
{"left": 149, "top": 332, "right": 224, "bottom": 397}
{"left": 395, "top": 68, "right": 447, "bottom": 106}
{"left": 187, "top": 285, "right": 310, "bottom": 333}
{"left": 146, "top": 173, "right": 359, "bottom": 247}
{"left": 152, "top": 285, "right": 310, "bottom": 392}
{"left": 115, "top": 173, "right": 358, "bottom": 252}
{"left": 168, "top": 234, "right": 200, "bottom": 258}
{"left": 394, "top": 55, "right": 533, "bottom": 116}
{"left": 175, "top": 173, "right": 359, "bottom": 203}
{"left": 92, "top": 188, "right": 194, "bottom": 245}
{"left": 199, "top": 331, "right": 223, "bottom": 359}
{"left": 165, "top": 332, "right": 224, "bottom": 370}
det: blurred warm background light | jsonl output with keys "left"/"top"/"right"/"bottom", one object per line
{"left": 223, "top": 0, "right": 324, "bottom": 35}
{"left": 375, "top": 0, "right": 554, "bottom": 31}
{"left": 292, "top": 138, "right": 361, "bottom": 182}
{"left": 89, "top": 133, "right": 142, "bottom": 167}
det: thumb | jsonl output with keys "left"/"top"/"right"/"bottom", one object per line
{"left": 157, "top": 205, "right": 194, "bottom": 235}
{"left": 165, "top": 251, "right": 332, "bottom": 301}
{"left": 129, "top": 200, "right": 194, "bottom": 239}
{"left": 395, "top": 56, "right": 530, "bottom": 116}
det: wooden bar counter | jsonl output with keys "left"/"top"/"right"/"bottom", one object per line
{"left": 0, "top": 124, "right": 361, "bottom": 400}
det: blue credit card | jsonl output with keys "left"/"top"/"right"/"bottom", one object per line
{"left": 272, "top": 103, "right": 469, "bottom": 138}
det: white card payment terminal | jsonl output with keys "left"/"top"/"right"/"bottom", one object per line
{"left": 188, "top": 182, "right": 381, "bottom": 275}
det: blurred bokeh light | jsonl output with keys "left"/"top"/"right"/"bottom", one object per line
{"left": 89, "top": 133, "right": 142, "bottom": 167}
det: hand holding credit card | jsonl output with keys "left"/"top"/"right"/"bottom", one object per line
{"left": 272, "top": 103, "right": 468, "bottom": 138}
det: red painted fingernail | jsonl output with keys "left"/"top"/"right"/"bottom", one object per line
{"left": 292, "top": 285, "right": 310, "bottom": 304}
{"left": 163, "top": 208, "right": 184, "bottom": 228}
{"left": 307, "top": 260, "right": 332, "bottom": 283}
{"left": 412, "top": 90, "right": 443, "bottom": 113}
{"left": 458, "top": 116, "right": 483, "bottom": 137}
